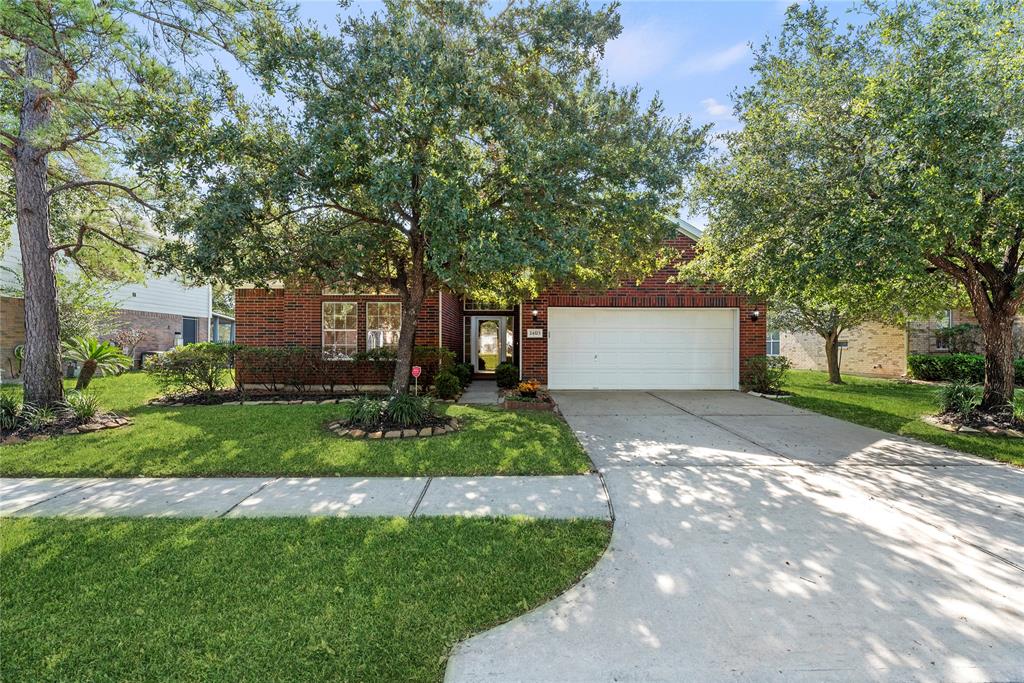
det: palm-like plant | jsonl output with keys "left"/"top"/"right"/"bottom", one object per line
{"left": 62, "top": 337, "right": 131, "bottom": 390}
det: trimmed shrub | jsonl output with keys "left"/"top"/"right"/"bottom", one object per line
{"left": 907, "top": 354, "right": 985, "bottom": 382}
{"left": 494, "top": 362, "right": 519, "bottom": 389}
{"left": 452, "top": 362, "right": 473, "bottom": 388}
{"left": 144, "top": 343, "right": 232, "bottom": 395}
{"left": 741, "top": 355, "right": 791, "bottom": 394}
{"left": 936, "top": 380, "right": 979, "bottom": 419}
{"left": 433, "top": 371, "right": 462, "bottom": 400}
{"left": 386, "top": 393, "right": 433, "bottom": 427}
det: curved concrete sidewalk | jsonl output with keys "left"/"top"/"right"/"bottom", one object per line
{"left": 446, "top": 391, "right": 1024, "bottom": 683}
{"left": 0, "top": 475, "right": 610, "bottom": 520}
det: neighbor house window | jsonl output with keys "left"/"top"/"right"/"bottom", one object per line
{"left": 366, "top": 302, "right": 401, "bottom": 350}
{"left": 322, "top": 302, "right": 358, "bottom": 359}
{"left": 765, "top": 330, "right": 781, "bottom": 356}
{"left": 935, "top": 310, "right": 953, "bottom": 350}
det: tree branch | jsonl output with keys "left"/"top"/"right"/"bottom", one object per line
{"left": 47, "top": 179, "right": 160, "bottom": 212}
{"left": 51, "top": 223, "right": 148, "bottom": 258}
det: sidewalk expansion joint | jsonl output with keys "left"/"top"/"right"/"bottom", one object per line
{"left": 409, "top": 477, "right": 433, "bottom": 517}
{"left": 218, "top": 477, "right": 279, "bottom": 518}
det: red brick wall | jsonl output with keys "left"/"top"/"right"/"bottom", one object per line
{"left": 440, "top": 291, "right": 463, "bottom": 356}
{"left": 520, "top": 235, "right": 765, "bottom": 383}
{"left": 234, "top": 283, "right": 463, "bottom": 385}
{"left": 108, "top": 309, "right": 209, "bottom": 365}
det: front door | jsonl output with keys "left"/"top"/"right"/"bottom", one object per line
{"left": 471, "top": 316, "right": 514, "bottom": 372}
{"left": 182, "top": 317, "right": 198, "bottom": 345}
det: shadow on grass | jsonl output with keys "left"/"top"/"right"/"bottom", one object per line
{"left": 0, "top": 402, "right": 592, "bottom": 477}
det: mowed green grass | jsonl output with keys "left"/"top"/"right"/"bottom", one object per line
{"left": 0, "top": 373, "right": 591, "bottom": 477}
{"left": 1, "top": 516, "right": 610, "bottom": 682}
{"left": 782, "top": 370, "right": 1024, "bottom": 467}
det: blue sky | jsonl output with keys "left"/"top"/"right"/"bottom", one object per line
{"left": 239, "top": 1, "right": 859, "bottom": 227}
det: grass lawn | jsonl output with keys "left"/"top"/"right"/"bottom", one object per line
{"left": 1, "top": 516, "right": 609, "bottom": 682}
{"left": 782, "top": 370, "right": 1024, "bottom": 467}
{"left": 0, "top": 373, "right": 591, "bottom": 477}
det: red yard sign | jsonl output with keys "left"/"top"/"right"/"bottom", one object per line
{"left": 411, "top": 366, "right": 422, "bottom": 378}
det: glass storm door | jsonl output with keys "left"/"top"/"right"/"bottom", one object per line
{"left": 472, "top": 316, "right": 510, "bottom": 372}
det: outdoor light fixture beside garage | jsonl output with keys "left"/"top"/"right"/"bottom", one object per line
{"left": 531, "top": 308, "right": 539, "bottom": 321}
{"left": 750, "top": 310, "right": 761, "bottom": 321}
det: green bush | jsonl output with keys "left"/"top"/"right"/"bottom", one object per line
{"left": 494, "top": 362, "right": 519, "bottom": 389}
{"left": 907, "top": 354, "right": 985, "bottom": 382}
{"left": 1, "top": 393, "right": 22, "bottom": 431}
{"left": 386, "top": 393, "right": 433, "bottom": 427}
{"left": 433, "top": 371, "right": 462, "bottom": 399}
{"left": 936, "top": 380, "right": 979, "bottom": 419}
{"left": 60, "top": 390, "right": 102, "bottom": 423}
{"left": 452, "top": 362, "right": 473, "bottom": 388}
{"left": 741, "top": 355, "right": 792, "bottom": 394}
{"left": 21, "top": 405, "right": 56, "bottom": 430}
{"left": 348, "top": 396, "right": 385, "bottom": 428}
{"left": 144, "top": 343, "right": 232, "bottom": 395}
{"left": 1010, "top": 391, "right": 1024, "bottom": 422}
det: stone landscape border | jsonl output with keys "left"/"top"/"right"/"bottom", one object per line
{"left": 326, "top": 417, "right": 461, "bottom": 440}
{"left": 921, "top": 414, "right": 1023, "bottom": 438}
{"left": 2, "top": 414, "right": 133, "bottom": 445}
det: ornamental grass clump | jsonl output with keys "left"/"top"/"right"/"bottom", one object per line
{"left": 386, "top": 394, "right": 433, "bottom": 427}
{"left": 60, "top": 391, "right": 102, "bottom": 423}
{"left": 937, "top": 380, "right": 979, "bottom": 421}
{"left": 348, "top": 396, "right": 385, "bottom": 428}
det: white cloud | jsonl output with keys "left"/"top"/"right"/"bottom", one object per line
{"left": 602, "top": 21, "right": 677, "bottom": 83}
{"left": 700, "top": 97, "right": 732, "bottom": 118}
{"left": 678, "top": 42, "right": 750, "bottom": 76}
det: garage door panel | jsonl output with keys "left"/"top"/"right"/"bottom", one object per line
{"left": 547, "top": 308, "right": 738, "bottom": 390}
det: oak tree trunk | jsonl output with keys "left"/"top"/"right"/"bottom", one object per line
{"left": 14, "top": 47, "right": 64, "bottom": 407}
{"left": 978, "top": 309, "right": 1016, "bottom": 412}
{"left": 823, "top": 329, "right": 843, "bottom": 384}
{"left": 391, "top": 237, "right": 428, "bottom": 395}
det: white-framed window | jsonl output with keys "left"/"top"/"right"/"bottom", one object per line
{"left": 765, "top": 330, "right": 781, "bottom": 357}
{"left": 366, "top": 302, "right": 402, "bottom": 351}
{"left": 322, "top": 301, "right": 358, "bottom": 359}
{"left": 935, "top": 310, "right": 953, "bottom": 350}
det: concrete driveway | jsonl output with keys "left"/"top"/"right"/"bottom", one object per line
{"left": 446, "top": 391, "right": 1024, "bottom": 682}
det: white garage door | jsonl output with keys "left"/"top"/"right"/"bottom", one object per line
{"left": 547, "top": 308, "right": 739, "bottom": 390}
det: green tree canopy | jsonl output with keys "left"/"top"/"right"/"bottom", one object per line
{"left": 686, "top": 2, "right": 950, "bottom": 383}
{"left": 140, "top": 0, "right": 709, "bottom": 393}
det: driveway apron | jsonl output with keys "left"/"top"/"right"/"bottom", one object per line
{"left": 446, "top": 391, "right": 1024, "bottom": 683}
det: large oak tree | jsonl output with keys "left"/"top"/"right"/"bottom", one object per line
{"left": 691, "top": 0, "right": 1019, "bottom": 406}
{"left": 141, "top": 0, "right": 708, "bottom": 394}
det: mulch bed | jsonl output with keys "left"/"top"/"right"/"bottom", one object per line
{"left": 327, "top": 415, "right": 459, "bottom": 439}
{"left": 500, "top": 390, "right": 555, "bottom": 411}
{"left": 2, "top": 412, "right": 133, "bottom": 445}
{"left": 925, "top": 410, "right": 1024, "bottom": 437}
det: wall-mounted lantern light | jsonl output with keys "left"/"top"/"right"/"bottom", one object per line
{"left": 174, "top": 331, "right": 183, "bottom": 347}
{"left": 750, "top": 310, "right": 761, "bottom": 322}
{"left": 531, "top": 308, "right": 539, "bottom": 322}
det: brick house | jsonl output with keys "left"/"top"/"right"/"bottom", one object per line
{"left": 772, "top": 310, "right": 1017, "bottom": 378}
{"left": 1, "top": 232, "right": 215, "bottom": 380}
{"left": 234, "top": 224, "right": 767, "bottom": 390}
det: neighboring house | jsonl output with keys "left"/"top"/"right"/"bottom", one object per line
{"left": 1, "top": 232, "right": 214, "bottom": 380}
{"left": 772, "top": 310, "right": 1011, "bottom": 377}
{"left": 234, "top": 224, "right": 767, "bottom": 390}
